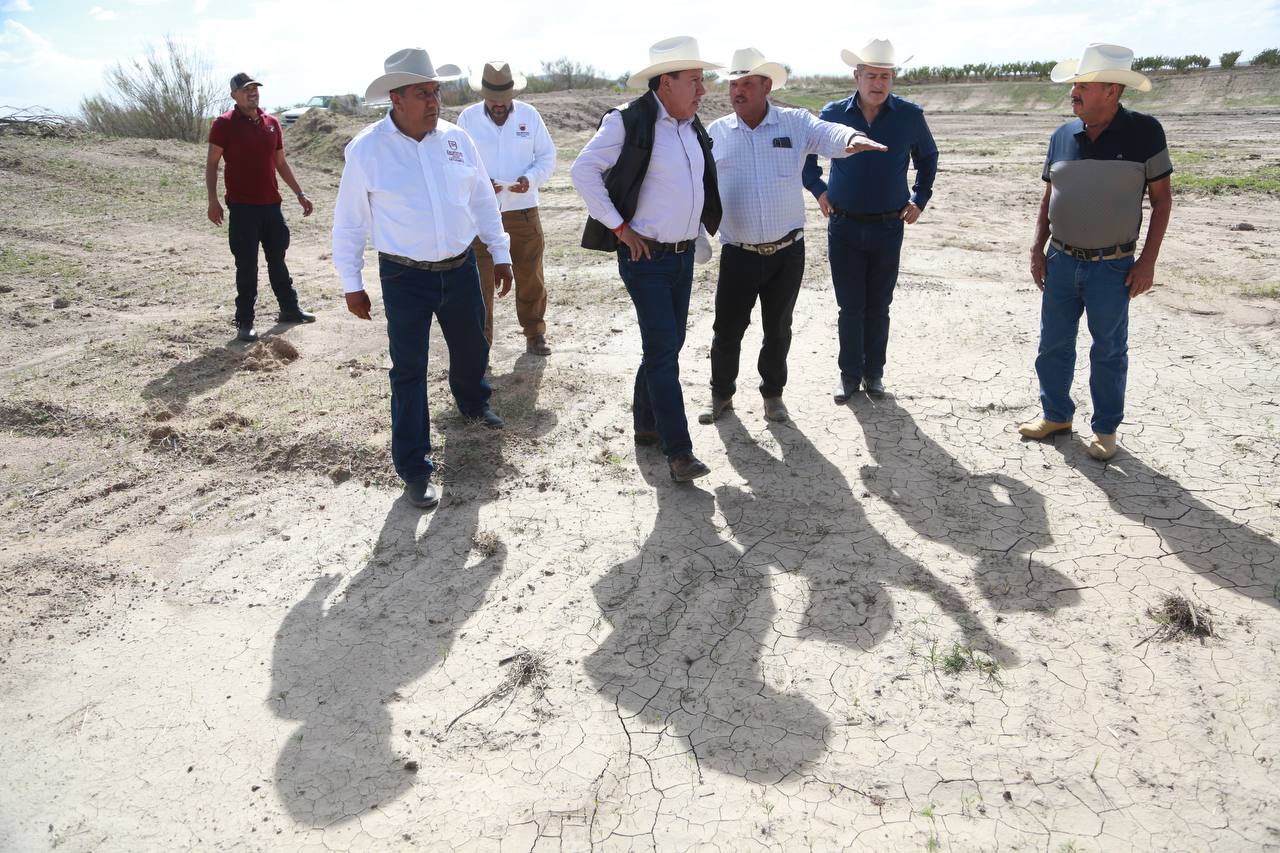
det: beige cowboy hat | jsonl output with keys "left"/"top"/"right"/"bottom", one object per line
{"left": 840, "top": 38, "right": 913, "bottom": 69}
{"left": 1050, "top": 43, "right": 1152, "bottom": 92}
{"left": 469, "top": 61, "right": 527, "bottom": 102}
{"left": 626, "top": 36, "right": 723, "bottom": 90}
{"left": 724, "top": 47, "right": 787, "bottom": 89}
{"left": 365, "top": 48, "right": 462, "bottom": 104}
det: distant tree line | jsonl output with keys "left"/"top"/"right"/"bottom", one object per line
{"left": 890, "top": 48, "right": 1277, "bottom": 84}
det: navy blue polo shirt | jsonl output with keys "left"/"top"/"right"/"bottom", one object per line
{"left": 1043, "top": 105, "right": 1172, "bottom": 249}
{"left": 802, "top": 92, "right": 939, "bottom": 214}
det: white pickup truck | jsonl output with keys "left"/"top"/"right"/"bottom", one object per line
{"left": 280, "top": 95, "right": 336, "bottom": 127}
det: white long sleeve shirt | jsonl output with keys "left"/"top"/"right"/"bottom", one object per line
{"left": 456, "top": 100, "right": 556, "bottom": 213}
{"left": 331, "top": 113, "right": 511, "bottom": 294}
{"left": 707, "top": 103, "right": 858, "bottom": 245}
{"left": 570, "top": 97, "right": 705, "bottom": 243}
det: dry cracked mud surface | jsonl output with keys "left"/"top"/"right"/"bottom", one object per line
{"left": 1, "top": 96, "right": 1278, "bottom": 851}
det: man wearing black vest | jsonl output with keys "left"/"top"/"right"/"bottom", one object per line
{"left": 571, "top": 37, "right": 723, "bottom": 482}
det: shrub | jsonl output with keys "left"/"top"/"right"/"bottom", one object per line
{"left": 1220, "top": 50, "right": 1242, "bottom": 68}
{"left": 80, "top": 36, "right": 225, "bottom": 142}
{"left": 1251, "top": 48, "right": 1280, "bottom": 67}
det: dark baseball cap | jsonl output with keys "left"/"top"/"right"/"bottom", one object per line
{"left": 229, "top": 72, "right": 262, "bottom": 91}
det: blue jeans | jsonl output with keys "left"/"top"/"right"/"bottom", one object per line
{"left": 827, "top": 216, "right": 904, "bottom": 383}
{"left": 379, "top": 253, "right": 492, "bottom": 483}
{"left": 1035, "top": 248, "right": 1133, "bottom": 434}
{"left": 617, "top": 246, "right": 695, "bottom": 458}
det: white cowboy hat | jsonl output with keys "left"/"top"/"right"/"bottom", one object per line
{"left": 469, "top": 61, "right": 527, "bottom": 102}
{"left": 724, "top": 47, "right": 788, "bottom": 89}
{"left": 840, "top": 38, "right": 912, "bottom": 69}
{"left": 1050, "top": 43, "right": 1152, "bottom": 92}
{"left": 626, "top": 36, "right": 723, "bottom": 90}
{"left": 365, "top": 48, "right": 462, "bottom": 104}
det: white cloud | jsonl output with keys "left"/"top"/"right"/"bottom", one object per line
{"left": 0, "top": 20, "right": 110, "bottom": 113}
{"left": 2, "top": 0, "right": 34, "bottom": 12}
{"left": 89, "top": 6, "right": 118, "bottom": 20}
{"left": 193, "top": 0, "right": 211, "bottom": 12}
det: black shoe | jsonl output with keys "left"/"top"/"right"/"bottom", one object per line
{"left": 469, "top": 408, "right": 504, "bottom": 429}
{"left": 864, "top": 377, "right": 885, "bottom": 397}
{"left": 668, "top": 452, "right": 710, "bottom": 482}
{"left": 237, "top": 325, "right": 258, "bottom": 342}
{"left": 404, "top": 480, "right": 439, "bottom": 508}
{"left": 833, "top": 378, "right": 859, "bottom": 404}
{"left": 278, "top": 309, "right": 316, "bottom": 324}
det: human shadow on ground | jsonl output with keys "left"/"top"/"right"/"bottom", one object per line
{"left": 585, "top": 414, "right": 1018, "bottom": 784}
{"left": 851, "top": 395, "right": 1083, "bottom": 615}
{"left": 1053, "top": 442, "right": 1280, "bottom": 610}
{"left": 141, "top": 323, "right": 292, "bottom": 413}
{"left": 268, "top": 355, "right": 549, "bottom": 826}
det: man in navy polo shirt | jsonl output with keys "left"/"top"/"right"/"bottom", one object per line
{"left": 207, "top": 72, "right": 315, "bottom": 342}
{"left": 1018, "top": 44, "right": 1173, "bottom": 461}
{"left": 802, "top": 38, "right": 937, "bottom": 401}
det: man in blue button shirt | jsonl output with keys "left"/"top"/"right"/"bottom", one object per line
{"left": 803, "top": 39, "right": 938, "bottom": 401}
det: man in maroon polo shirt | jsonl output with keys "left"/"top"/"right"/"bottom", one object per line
{"left": 206, "top": 72, "right": 315, "bottom": 341}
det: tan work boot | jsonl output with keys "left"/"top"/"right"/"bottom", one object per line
{"left": 1017, "top": 418, "right": 1072, "bottom": 439}
{"left": 697, "top": 395, "right": 733, "bottom": 425}
{"left": 1087, "top": 433, "right": 1118, "bottom": 460}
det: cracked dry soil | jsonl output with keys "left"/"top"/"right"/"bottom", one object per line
{"left": 1, "top": 98, "right": 1278, "bottom": 851}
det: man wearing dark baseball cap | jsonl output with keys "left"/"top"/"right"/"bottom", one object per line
{"left": 206, "top": 72, "right": 316, "bottom": 341}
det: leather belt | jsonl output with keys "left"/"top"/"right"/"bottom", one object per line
{"left": 830, "top": 206, "right": 901, "bottom": 223}
{"left": 641, "top": 238, "right": 692, "bottom": 254}
{"left": 736, "top": 229, "right": 803, "bottom": 256}
{"left": 1050, "top": 238, "right": 1137, "bottom": 261}
{"left": 379, "top": 250, "right": 469, "bottom": 271}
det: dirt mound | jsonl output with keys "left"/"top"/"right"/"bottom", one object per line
{"left": 0, "top": 399, "right": 102, "bottom": 436}
{"left": 241, "top": 337, "right": 299, "bottom": 372}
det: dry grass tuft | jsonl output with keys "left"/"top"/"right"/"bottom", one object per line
{"left": 1143, "top": 593, "right": 1218, "bottom": 643}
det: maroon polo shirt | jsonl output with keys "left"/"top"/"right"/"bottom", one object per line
{"left": 208, "top": 107, "right": 284, "bottom": 205}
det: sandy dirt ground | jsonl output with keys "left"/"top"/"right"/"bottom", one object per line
{"left": 1, "top": 91, "right": 1278, "bottom": 852}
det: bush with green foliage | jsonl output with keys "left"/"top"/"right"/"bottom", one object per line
{"left": 1220, "top": 50, "right": 1242, "bottom": 68}
{"left": 80, "top": 36, "right": 225, "bottom": 142}
{"left": 1252, "top": 48, "right": 1280, "bottom": 67}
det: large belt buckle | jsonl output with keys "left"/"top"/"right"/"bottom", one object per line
{"left": 1070, "top": 247, "right": 1089, "bottom": 261}
{"left": 758, "top": 242, "right": 778, "bottom": 256}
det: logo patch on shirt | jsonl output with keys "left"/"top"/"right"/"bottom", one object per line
{"left": 516, "top": 122, "right": 531, "bottom": 138}
{"left": 447, "top": 138, "right": 465, "bottom": 162}
{"left": 772, "top": 136, "right": 792, "bottom": 149}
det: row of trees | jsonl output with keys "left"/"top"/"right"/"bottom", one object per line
{"left": 897, "top": 48, "right": 1279, "bottom": 84}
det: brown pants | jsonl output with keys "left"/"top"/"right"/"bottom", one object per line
{"left": 471, "top": 207, "right": 547, "bottom": 344}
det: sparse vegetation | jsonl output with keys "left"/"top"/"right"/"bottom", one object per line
{"left": 1220, "top": 51, "right": 1243, "bottom": 69}
{"left": 1141, "top": 593, "right": 1218, "bottom": 643}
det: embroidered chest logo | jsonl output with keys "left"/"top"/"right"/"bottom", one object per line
{"left": 516, "top": 122, "right": 531, "bottom": 138}
{"left": 446, "top": 138, "right": 464, "bottom": 163}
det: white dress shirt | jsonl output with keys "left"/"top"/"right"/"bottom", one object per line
{"left": 570, "top": 97, "right": 705, "bottom": 243}
{"left": 456, "top": 100, "right": 556, "bottom": 213}
{"left": 331, "top": 113, "right": 511, "bottom": 294}
{"left": 707, "top": 103, "right": 858, "bottom": 245}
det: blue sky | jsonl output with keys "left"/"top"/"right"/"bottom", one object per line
{"left": 2, "top": 0, "right": 1277, "bottom": 115}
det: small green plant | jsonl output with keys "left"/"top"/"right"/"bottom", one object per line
{"left": 937, "top": 643, "right": 1001, "bottom": 681}
{"left": 925, "top": 834, "right": 941, "bottom": 852}
{"left": 1219, "top": 50, "right": 1242, "bottom": 69}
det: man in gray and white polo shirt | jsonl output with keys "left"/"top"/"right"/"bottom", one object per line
{"left": 700, "top": 48, "right": 885, "bottom": 425}
{"left": 1019, "top": 43, "right": 1172, "bottom": 461}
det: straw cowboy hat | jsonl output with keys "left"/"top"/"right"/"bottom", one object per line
{"left": 724, "top": 47, "right": 788, "bottom": 89}
{"left": 365, "top": 48, "right": 462, "bottom": 104}
{"left": 1050, "top": 43, "right": 1152, "bottom": 92}
{"left": 840, "top": 38, "right": 913, "bottom": 69}
{"left": 469, "top": 61, "right": 527, "bottom": 102}
{"left": 626, "top": 36, "right": 723, "bottom": 90}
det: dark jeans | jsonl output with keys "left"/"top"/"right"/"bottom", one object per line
{"left": 709, "top": 240, "right": 805, "bottom": 399}
{"left": 827, "top": 216, "right": 904, "bottom": 383}
{"left": 617, "top": 245, "right": 695, "bottom": 459}
{"left": 379, "top": 253, "right": 492, "bottom": 484}
{"left": 227, "top": 202, "right": 299, "bottom": 325}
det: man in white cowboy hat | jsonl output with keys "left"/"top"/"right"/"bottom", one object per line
{"left": 700, "top": 47, "right": 887, "bottom": 426}
{"left": 332, "top": 48, "right": 513, "bottom": 509}
{"left": 570, "top": 36, "right": 722, "bottom": 483}
{"left": 802, "top": 38, "right": 938, "bottom": 402}
{"left": 1018, "top": 43, "right": 1173, "bottom": 461}
{"left": 457, "top": 61, "right": 557, "bottom": 355}
{"left": 206, "top": 72, "right": 316, "bottom": 342}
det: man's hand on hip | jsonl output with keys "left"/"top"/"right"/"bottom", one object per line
{"left": 817, "top": 191, "right": 832, "bottom": 219}
{"left": 1126, "top": 255, "right": 1157, "bottom": 299}
{"left": 900, "top": 202, "right": 922, "bottom": 225}
{"left": 1030, "top": 247, "right": 1047, "bottom": 291}
{"left": 617, "top": 224, "right": 652, "bottom": 260}
{"left": 345, "top": 290, "right": 372, "bottom": 320}
{"left": 207, "top": 201, "right": 224, "bottom": 226}
{"left": 495, "top": 263, "right": 514, "bottom": 298}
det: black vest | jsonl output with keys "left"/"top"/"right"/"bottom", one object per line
{"left": 580, "top": 91, "right": 722, "bottom": 252}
